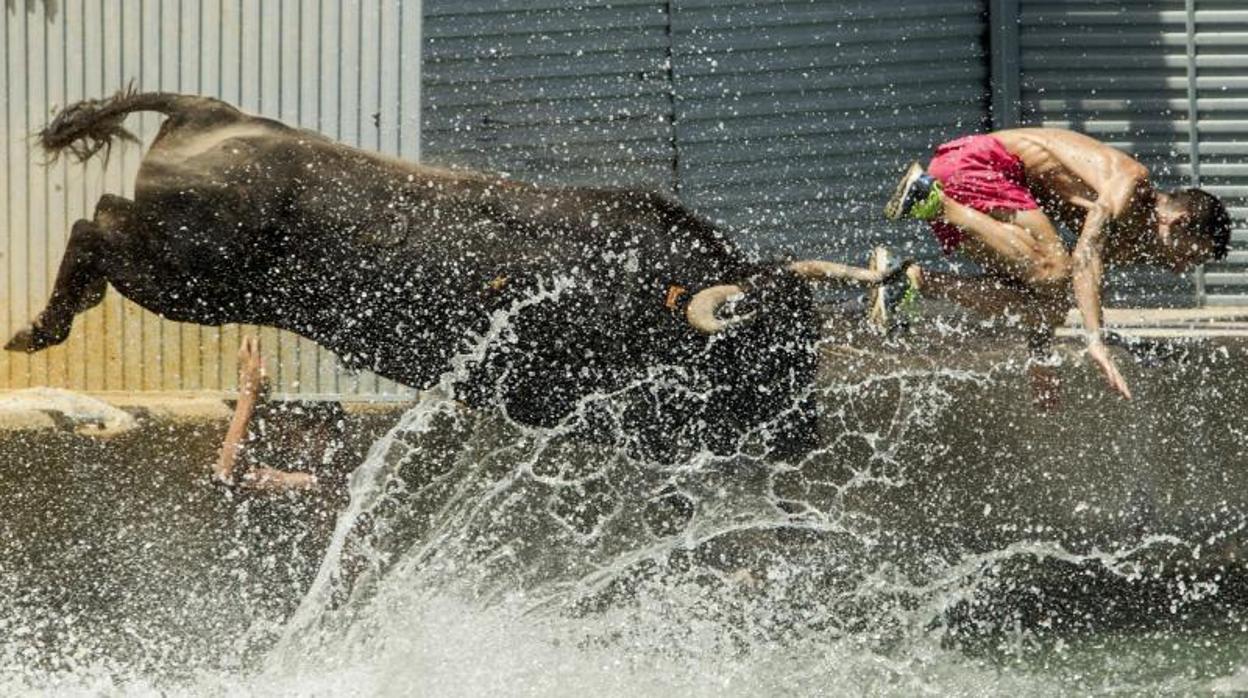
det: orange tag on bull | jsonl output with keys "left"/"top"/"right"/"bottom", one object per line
{"left": 664, "top": 285, "right": 687, "bottom": 310}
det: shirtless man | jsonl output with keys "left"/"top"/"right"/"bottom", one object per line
{"left": 884, "top": 129, "right": 1232, "bottom": 400}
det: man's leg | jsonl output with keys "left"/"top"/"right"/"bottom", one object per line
{"left": 214, "top": 335, "right": 268, "bottom": 485}
{"left": 886, "top": 164, "right": 1070, "bottom": 288}
{"left": 940, "top": 203, "right": 1070, "bottom": 287}
{"left": 214, "top": 336, "right": 322, "bottom": 492}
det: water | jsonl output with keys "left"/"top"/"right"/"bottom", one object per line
{"left": 4, "top": 319, "right": 1248, "bottom": 695}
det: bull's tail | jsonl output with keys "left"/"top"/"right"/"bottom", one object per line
{"left": 40, "top": 86, "right": 237, "bottom": 164}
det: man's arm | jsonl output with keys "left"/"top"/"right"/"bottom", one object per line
{"left": 1070, "top": 196, "right": 1132, "bottom": 399}
{"left": 213, "top": 336, "right": 266, "bottom": 485}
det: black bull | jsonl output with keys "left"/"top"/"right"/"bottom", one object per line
{"left": 7, "top": 91, "right": 883, "bottom": 461}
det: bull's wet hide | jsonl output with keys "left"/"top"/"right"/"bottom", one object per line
{"left": 12, "top": 90, "right": 852, "bottom": 464}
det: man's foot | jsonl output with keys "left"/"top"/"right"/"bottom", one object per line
{"left": 868, "top": 247, "right": 918, "bottom": 332}
{"left": 884, "top": 162, "right": 942, "bottom": 220}
{"left": 866, "top": 247, "right": 920, "bottom": 333}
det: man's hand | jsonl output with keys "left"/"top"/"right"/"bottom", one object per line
{"left": 1086, "top": 340, "right": 1132, "bottom": 400}
{"left": 237, "top": 335, "right": 267, "bottom": 397}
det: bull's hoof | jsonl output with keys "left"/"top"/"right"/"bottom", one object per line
{"left": 4, "top": 324, "right": 65, "bottom": 353}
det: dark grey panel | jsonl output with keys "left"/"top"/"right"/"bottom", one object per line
{"left": 671, "top": 0, "right": 990, "bottom": 258}
{"left": 1194, "top": 1, "right": 1248, "bottom": 300}
{"left": 423, "top": 0, "right": 992, "bottom": 262}
{"left": 422, "top": 1, "right": 676, "bottom": 188}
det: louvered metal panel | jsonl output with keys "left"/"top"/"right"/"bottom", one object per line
{"left": 1191, "top": 0, "right": 1248, "bottom": 305}
{"left": 670, "top": 0, "right": 991, "bottom": 258}
{"left": 1016, "top": 0, "right": 1248, "bottom": 307}
{"left": 421, "top": 0, "right": 676, "bottom": 188}
{"left": 422, "top": 0, "right": 991, "bottom": 260}
{"left": 1, "top": 0, "right": 422, "bottom": 397}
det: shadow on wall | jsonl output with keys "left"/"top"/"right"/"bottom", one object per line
{"left": 1018, "top": 2, "right": 1198, "bottom": 307}
{"left": 5, "top": 0, "right": 56, "bottom": 20}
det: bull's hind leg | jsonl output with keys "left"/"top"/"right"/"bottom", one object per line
{"left": 5, "top": 195, "right": 130, "bottom": 352}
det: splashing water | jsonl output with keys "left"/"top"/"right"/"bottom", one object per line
{"left": 252, "top": 318, "right": 1248, "bottom": 694}
{"left": 6, "top": 312, "right": 1248, "bottom": 695}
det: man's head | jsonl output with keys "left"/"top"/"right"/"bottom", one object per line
{"left": 1154, "top": 188, "right": 1232, "bottom": 272}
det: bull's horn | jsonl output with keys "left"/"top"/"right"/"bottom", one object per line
{"left": 788, "top": 260, "right": 879, "bottom": 285}
{"left": 686, "top": 284, "right": 750, "bottom": 334}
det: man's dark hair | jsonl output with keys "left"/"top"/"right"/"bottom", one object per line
{"left": 1172, "top": 187, "right": 1232, "bottom": 260}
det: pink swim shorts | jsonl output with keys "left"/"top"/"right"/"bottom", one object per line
{"left": 927, "top": 134, "right": 1040, "bottom": 254}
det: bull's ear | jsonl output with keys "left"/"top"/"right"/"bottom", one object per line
{"left": 686, "top": 284, "right": 750, "bottom": 334}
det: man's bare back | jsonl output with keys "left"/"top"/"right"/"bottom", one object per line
{"left": 991, "top": 129, "right": 1156, "bottom": 264}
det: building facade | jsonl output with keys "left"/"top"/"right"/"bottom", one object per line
{"left": 1, "top": 0, "right": 1241, "bottom": 394}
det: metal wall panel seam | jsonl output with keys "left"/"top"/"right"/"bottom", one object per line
{"left": 1187, "top": 0, "right": 1206, "bottom": 303}
{"left": 991, "top": 0, "right": 1022, "bottom": 129}
{"left": 1, "top": 5, "right": 9, "bottom": 388}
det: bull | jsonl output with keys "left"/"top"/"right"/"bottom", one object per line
{"left": 7, "top": 90, "right": 895, "bottom": 461}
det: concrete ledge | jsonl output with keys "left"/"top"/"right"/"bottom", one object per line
{"left": 0, "top": 389, "right": 415, "bottom": 434}
{"left": 0, "top": 388, "right": 139, "bottom": 436}
{"left": 1062, "top": 305, "right": 1248, "bottom": 338}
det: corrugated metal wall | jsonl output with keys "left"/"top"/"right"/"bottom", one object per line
{"left": 1, "top": 0, "right": 422, "bottom": 396}
{"left": 422, "top": 0, "right": 675, "bottom": 188}
{"left": 1017, "top": 0, "right": 1248, "bottom": 307}
{"left": 31, "top": 1, "right": 1236, "bottom": 393}
{"left": 670, "top": 0, "right": 989, "bottom": 257}
{"left": 423, "top": 0, "right": 991, "bottom": 259}
{"left": 1190, "top": 0, "right": 1248, "bottom": 305}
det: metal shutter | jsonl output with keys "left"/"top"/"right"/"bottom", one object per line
{"left": 1016, "top": 0, "right": 1242, "bottom": 307}
{"left": 1192, "top": 0, "right": 1248, "bottom": 305}
{"left": 421, "top": 0, "right": 676, "bottom": 188}
{"left": 670, "top": 0, "right": 990, "bottom": 257}
{"left": 422, "top": 0, "right": 990, "bottom": 259}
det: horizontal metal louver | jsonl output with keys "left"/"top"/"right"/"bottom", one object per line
{"left": 1018, "top": 0, "right": 1248, "bottom": 308}
{"left": 422, "top": 0, "right": 990, "bottom": 259}
{"left": 670, "top": 0, "right": 990, "bottom": 258}
{"left": 1190, "top": 0, "right": 1248, "bottom": 305}
{"left": 421, "top": 0, "right": 676, "bottom": 188}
